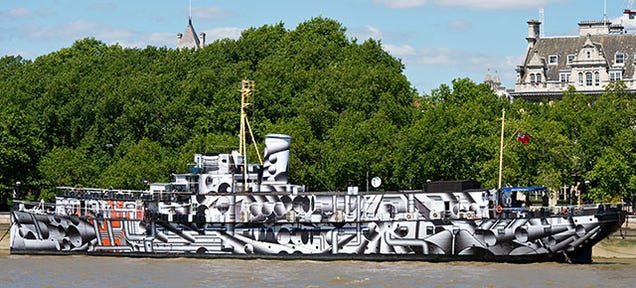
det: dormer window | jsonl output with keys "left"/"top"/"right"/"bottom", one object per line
{"left": 586, "top": 51, "right": 591, "bottom": 59}
{"left": 567, "top": 54, "right": 575, "bottom": 64}
{"left": 548, "top": 55, "right": 559, "bottom": 65}
{"left": 615, "top": 52, "right": 625, "bottom": 65}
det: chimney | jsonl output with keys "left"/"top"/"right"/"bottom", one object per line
{"left": 262, "top": 134, "right": 291, "bottom": 184}
{"left": 199, "top": 32, "right": 206, "bottom": 47}
{"left": 526, "top": 19, "right": 541, "bottom": 44}
{"left": 578, "top": 20, "right": 612, "bottom": 36}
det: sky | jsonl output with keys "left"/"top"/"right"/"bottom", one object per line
{"left": 1, "top": 0, "right": 635, "bottom": 94}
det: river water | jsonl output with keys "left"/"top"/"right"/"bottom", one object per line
{"left": 1, "top": 251, "right": 635, "bottom": 288}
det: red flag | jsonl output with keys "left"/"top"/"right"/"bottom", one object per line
{"left": 517, "top": 133, "right": 530, "bottom": 144}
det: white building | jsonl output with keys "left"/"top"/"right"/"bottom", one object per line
{"left": 511, "top": 9, "right": 636, "bottom": 102}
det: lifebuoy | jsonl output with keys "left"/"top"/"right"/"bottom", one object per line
{"left": 495, "top": 205, "right": 503, "bottom": 214}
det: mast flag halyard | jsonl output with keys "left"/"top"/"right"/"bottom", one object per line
{"left": 498, "top": 109, "right": 505, "bottom": 189}
{"left": 498, "top": 108, "right": 532, "bottom": 189}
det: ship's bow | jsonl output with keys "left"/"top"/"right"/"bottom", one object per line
{"left": 566, "top": 204, "right": 626, "bottom": 264}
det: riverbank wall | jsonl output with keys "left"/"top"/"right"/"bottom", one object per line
{"left": 0, "top": 212, "right": 9, "bottom": 250}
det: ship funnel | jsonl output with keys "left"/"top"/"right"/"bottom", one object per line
{"left": 262, "top": 134, "right": 291, "bottom": 184}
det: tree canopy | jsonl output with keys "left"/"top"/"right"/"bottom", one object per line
{"left": 1, "top": 17, "right": 634, "bottom": 208}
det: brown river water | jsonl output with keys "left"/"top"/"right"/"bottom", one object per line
{"left": 0, "top": 250, "right": 635, "bottom": 288}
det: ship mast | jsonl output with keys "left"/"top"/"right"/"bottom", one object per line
{"left": 498, "top": 108, "right": 505, "bottom": 189}
{"left": 239, "top": 80, "right": 263, "bottom": 191}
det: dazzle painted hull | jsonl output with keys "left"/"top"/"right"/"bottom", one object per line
{"left": 10, "top": 197, "right": 624, "bottom": 263}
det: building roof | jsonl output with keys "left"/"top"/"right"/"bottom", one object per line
{"left": 512, "top": 10, "right": 636, "bottom": 102}
{"left": 523, "top": 34, "right": 636, "bottom": 82}
{"left": 177, "top": 18, "right": 202, "bottom": 49}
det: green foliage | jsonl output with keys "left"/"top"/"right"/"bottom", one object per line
{"left": 0, "top": 107, "right": 45, "bottom": 203}
{"left": 96, "top": 138, "right": 176, "bottom": 189}
{"left": 0, "top": 17, "right": 634, "bottom": 207}
{"left": 396, "top": 79, "right": 504, "bottom": 189}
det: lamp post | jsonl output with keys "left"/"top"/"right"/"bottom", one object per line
{"left": 583, "top": 180, "right": 590, "bottom": 204}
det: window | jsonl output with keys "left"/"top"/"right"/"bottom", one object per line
{"left": 549, "top": 55, "right": 559, "bottom": 65}
{"left": 536, "top": 73, "right": 542, "bottom": 83}
{"left": 578, "top": 72, "right": 584, "bottom": 85}
{"left": 560, "top": 72, "right": 571, "bottom": 83}
{"left": 610, "top": 71, "right": 622, "bottom": 82}
{"left": 585, "top": 72, "right": 593, "bottom": 86}
{"left": 567, "top": 54, "right": 575, "bottom": 64}
{"left": 530, "top": 73, "right": 535, "bottom": 84}
{"left": 595, "top": 72, "right": 600, "bottom": 86}
{"left": 586, "top": 51, "right": 591, "bottom": 59}
{"left": 616, "top": 52, "right": 625, "bottom": 64}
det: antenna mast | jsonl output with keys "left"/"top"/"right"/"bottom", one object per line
{"left": 189, "top": 0, "right": 192, "bottom": 19}
{"left": 239, "top": 80, "right": 263, "bottom": 190}
{"left": 539, "top": 8, "right": 545, "bottom": 37}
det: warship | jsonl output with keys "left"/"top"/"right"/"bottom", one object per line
{"left": 9, "top": 81, "right": 625, "bottom": 263}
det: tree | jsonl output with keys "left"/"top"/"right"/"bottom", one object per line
{"left": 2, "top": 17, "right": 634, "bottom": 206}
{"left": 0, "top": 107, "right": 44, "bottom": 204}
{"left": 97, "top": 138, "right": 176, "bottom": 190}
{"left": 396, "top": 79, "right": 505, "bottom": 189}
